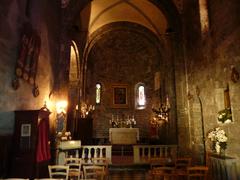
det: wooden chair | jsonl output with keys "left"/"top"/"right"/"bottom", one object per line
{"left": 34, "top": 178, "right": 61, "bottom": 180}
{"left": 175, "top": 157, "right": 192, "bottom": 179}
{"left": 91, "top": 157, "right": 109, "bottom": 177}
{"left": 150, "top": 166, "right": 176, "bottom": 180}
{"left": 187, "top": 166, "right": 208, "bottom": 180}
{"left": 149, "top": 157, "right": 171, "bottom": 169}
{"left": 65, "top": 157, "right": 83, "bottom": 180}
{"left": 48, "top": 165, "right": 69, "bottom": 180}
{"left": 83, "top": 165, "right": 105, "bottom": 180}
{"left": 3, "top": 179, "right": 29, "bottom": 180}
{"left": 91, "top": 157, "right": 109, "bottom": 166}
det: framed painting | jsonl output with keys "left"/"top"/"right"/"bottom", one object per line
{"left": 112, "top": 84, "right": 128, "bottom": 108}
{"left": 21, "top": 123, "right": 31, "bottom": 137}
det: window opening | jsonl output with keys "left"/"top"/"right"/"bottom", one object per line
{"left": 96, "top": 83, "right": 101, "bottom": 104}
{"left": 199, "top": 0, "right": 209, "bottom": 34}
{"left": 135, "top": 83, "right": 146, "bottom": 109}
{"left": 69, "top": 40, "right": 79, "bottom": 82}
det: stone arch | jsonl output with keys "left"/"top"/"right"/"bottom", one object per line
{"left": 81, "top": 21, "right": 166, "bottom": 98}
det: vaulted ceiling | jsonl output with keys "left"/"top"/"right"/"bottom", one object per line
{"left": 80, "top": 0, "right": 168, "bottom": 36}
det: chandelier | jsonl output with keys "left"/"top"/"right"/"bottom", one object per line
{"left": 75, "top": 102, "right": 95, "bottom": 118}
{"left": 151, "top": 96, "right": 170, "bottom": 127}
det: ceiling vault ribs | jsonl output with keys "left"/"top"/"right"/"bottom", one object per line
{"left": 89, "top": 0, "right": 164, "bottom": 37}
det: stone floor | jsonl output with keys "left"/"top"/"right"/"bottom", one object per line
{"left": 109, "top": 168, "right": 151, "bottom": 180}
{"left": 109, "top": 155, "right": 152, "bottom": 180}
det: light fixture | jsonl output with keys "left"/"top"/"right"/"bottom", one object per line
{"left": 151, "top": 95, "right": 170, "bottom": 127}
{"left": 80, "top": 102, "right": 95, "bottom": 118}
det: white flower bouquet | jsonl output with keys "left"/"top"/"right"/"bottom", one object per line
{"left": 207, "top": 127, "right": 227, "bottom": 153}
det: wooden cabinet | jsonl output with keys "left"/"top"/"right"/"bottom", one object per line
{"left": 9, "top": 110, "right": 51, "bottom": 178}
{"left": 10, "top": 110, "right": 39, "bottom": 178}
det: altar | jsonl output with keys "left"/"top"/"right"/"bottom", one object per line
{"left": 109, "top": 128, "right": 139, "bottom": 144}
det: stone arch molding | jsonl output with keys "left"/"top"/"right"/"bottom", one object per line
{"left": 80, "top": 21, "right": 168, "bottom": 97}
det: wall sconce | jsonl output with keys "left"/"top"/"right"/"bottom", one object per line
{"left": 56, "top": 100, "right": 68, "bottom": 133}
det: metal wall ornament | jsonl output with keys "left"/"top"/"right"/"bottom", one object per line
{"left": 12, "top": 22, "right": 41, "bottom": 97}
{"left": 231, "top": 67, "right": 239, "bottom": 83}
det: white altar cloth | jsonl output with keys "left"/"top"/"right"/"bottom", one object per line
{"left": 109, "top": 128, "right": 139, "bottom": 144}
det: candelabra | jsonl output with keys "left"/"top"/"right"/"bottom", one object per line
{"left": 151, "top": 96, "right": 170, "bottom": 127}
{"left": 79, "top": 102, "right": 95, "bottom": 118}
{"left": 110, "top": 114, "right": 136, "bottom": 128}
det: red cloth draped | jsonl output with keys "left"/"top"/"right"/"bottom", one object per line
{"left": 36, "top": 109, "right": 51, "bottom": 162}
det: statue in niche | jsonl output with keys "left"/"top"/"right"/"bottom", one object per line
{"left": 56, "top": 111, "right": 66, "bottom": 133}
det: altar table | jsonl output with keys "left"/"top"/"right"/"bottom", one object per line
{"left": 109, "top": 128, "right": 139, "bottom": 144}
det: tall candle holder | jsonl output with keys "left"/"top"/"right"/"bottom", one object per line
{"left": 110, "top": 114, "right": 136, "bottom": 128}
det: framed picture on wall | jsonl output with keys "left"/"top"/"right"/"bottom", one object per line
{"left": 21, "top": 123, "right": 31, "bottom": 137}
{"left": 112, "top": 84, "right": 128, "bottom": 108}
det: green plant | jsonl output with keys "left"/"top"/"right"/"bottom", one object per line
{"left": 217, "top": 108, "right": 232, "bottom": 123}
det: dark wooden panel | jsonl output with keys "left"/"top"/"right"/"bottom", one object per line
{"left": 9, "top": 110, "right": 39, "bottom": 178}
{"left": 76, "top": 118, "right": 93, "bottom": 145}
{"left": 0, "top": 135, "right": 12, "bottom": 177}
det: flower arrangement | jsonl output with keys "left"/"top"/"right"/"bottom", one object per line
{"left": 207, "top": 127, "right": 227, "bottom": 154}
{"left": 217, "top": 108, "right": 232, "bottom": 123}
{"left": 56, "top": 131, "right": 72, "bottom": 141}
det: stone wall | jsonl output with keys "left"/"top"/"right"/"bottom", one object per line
{"left": 85, "top": 22, "right": 176, "bottom": 143}
{"left": 0, "top": 0, "right": 61, "bottom": 134}
{"left": 180, "top": 0, "right": 240, "bottom": 167}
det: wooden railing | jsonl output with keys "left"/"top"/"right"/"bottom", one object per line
{"left": 133, "top": 145, "right": 177, "bottom": 164}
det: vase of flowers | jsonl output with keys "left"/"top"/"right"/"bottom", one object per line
{"left": 207, "top": 127, "right": 227, "bottom": 155}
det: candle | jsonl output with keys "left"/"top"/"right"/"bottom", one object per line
{"left": 166, "top": 94, "right": 170, "bottom": 108}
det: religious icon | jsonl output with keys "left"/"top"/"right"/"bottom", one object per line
{"left": 112, "top": 84, "right": 128, "bottom": 108}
